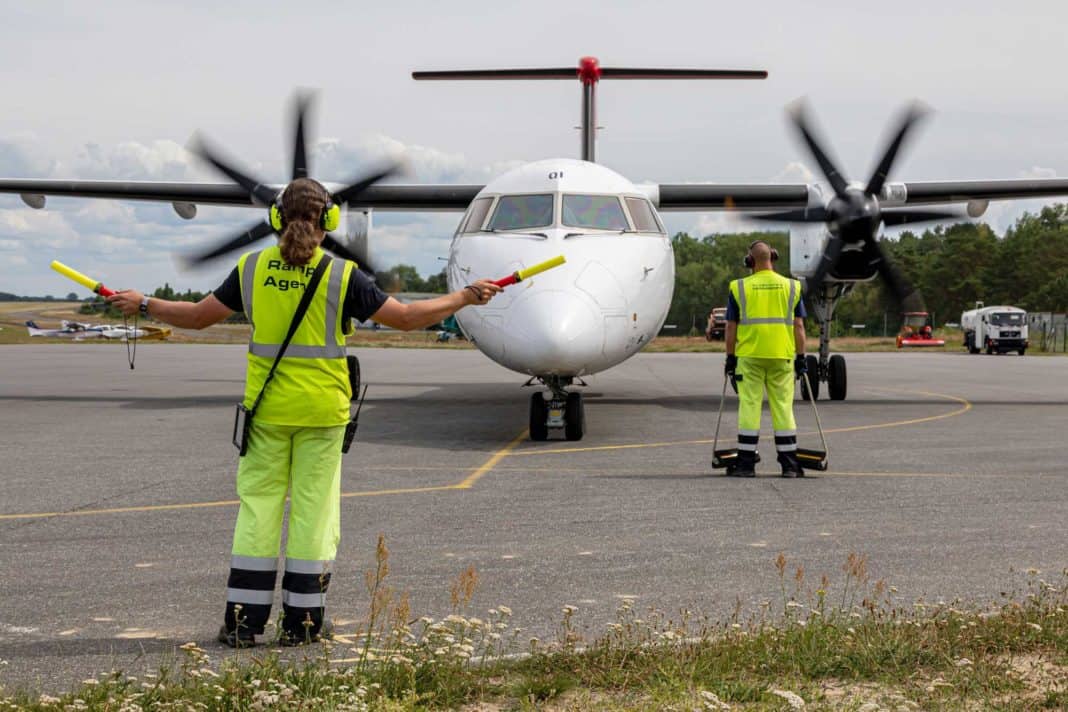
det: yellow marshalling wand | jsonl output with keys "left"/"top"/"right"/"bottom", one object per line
{"left": 50, "top": 260, "right": 117, "bottom": 297}
{"left": 492, "top": 255, "right": 566, "bottom": 287}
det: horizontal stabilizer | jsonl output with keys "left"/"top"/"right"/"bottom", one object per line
{"left": 413, "top": 68, "right": 577, "bottom": 80}
{"left": 413, "top": 66, "right": 766, "bottom": 81}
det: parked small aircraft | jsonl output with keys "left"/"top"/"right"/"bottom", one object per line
{"left": 25, "top": 320, "right": 170, "bottom": 341}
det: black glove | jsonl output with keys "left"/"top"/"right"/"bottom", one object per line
{"left": 725, "top": 354, "right": 738, "bottom": 377}
{"left": 794, "top": 354, "right": 807, "bottom": 379}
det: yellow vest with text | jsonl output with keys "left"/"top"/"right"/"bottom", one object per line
{"left": 729, "top": 270, "right": 801, "bottom": 360}
{"left": 237, "top": 246, "right": 355, "bottom": 427}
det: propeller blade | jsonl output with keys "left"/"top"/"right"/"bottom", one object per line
{"left": 331, "top": 163, "right": 403, "bottom": 205}
{"left": 322, "top": 233, "right": 377, "bottom": 274}
{"left": 192, "top": 136, "right": 279, "bottom": 206}
{"left": 290, "top": 93, "right": 313, "bottom": 180}
{"left": 750, "top": 206, "right": 829, "bottom": 223}
{"left": 803, "top": 233, "right": 845, "bottom": 300}
{"left": 865, "top": 238, "right": 925, "bottom": 312}
{"left": 183, "top": 220, "right": 276, "bottom": 266}
{"left": 865, "top": 103, "right": 928, "bottom": 197}
{"left": 787, "top": 100, "right": 849, "bottom": 197}
{"left": 880, "top": 208, "right": 961, "bottom": 227}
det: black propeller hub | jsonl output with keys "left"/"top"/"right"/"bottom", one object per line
{"left": 748, "top": 100, "right": 964, "bottom": 311}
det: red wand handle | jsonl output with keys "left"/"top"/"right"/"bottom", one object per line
{"left": 490, "top": 255, "right": 566, "bottom": 288}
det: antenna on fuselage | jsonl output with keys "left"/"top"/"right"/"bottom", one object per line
{"left": 412, "top": 57, "right": 767, "bottom": 164}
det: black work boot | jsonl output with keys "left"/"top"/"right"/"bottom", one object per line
{"left": 280, "top": 619, "right": 334, "bottom": 647}
{"left": 727, "top": 450, "right": 757, "bottom": 477}
{"left": 778, "top": 452, "right": 804, "bottom": 479}
{"left": 217, "top": 625, "right": 258, "bottom": 648}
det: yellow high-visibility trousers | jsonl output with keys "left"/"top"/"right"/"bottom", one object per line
{"left": 224, "top": 420, "right": 344, "bottom": 637}
{"left": 736, "top": 357, "right": 798, "bottom": 457}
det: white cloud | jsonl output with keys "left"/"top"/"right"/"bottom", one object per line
{"left": 74, "top": 139, "right": 200, "bottom": 181}
{"left": 771, "top": 161, "right": 817, "bottom": 184}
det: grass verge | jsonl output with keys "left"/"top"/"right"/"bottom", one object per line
{"left": 1, "top": 544, "right": 1065, "bottom": 710}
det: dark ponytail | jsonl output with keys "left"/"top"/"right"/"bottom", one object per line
{"left": 277, "top": 178, "right": 329, "bottom": 266}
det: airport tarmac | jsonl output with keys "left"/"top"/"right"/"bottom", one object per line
{"left": 2, "top": 345, "right": 1066, "bottom": 692}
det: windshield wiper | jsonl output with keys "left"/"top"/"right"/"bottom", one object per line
{"left": 565, "top": 228, "right": 636, "bottom": 238}
{"left": 486, "top": 228, "right": 549, "bottom": 238}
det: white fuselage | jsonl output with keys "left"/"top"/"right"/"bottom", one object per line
{"left": 443, "top": 159, "right": 675, "bottom": 377}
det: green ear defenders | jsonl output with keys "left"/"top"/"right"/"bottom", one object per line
{"left": 269, "top": 181, "right": 341, "bottom": 233}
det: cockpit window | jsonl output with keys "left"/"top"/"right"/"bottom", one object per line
{"left": 487, "top": 194, "right": 554, "bottom": 231}
{"left": 562, "top": 194, "right": 629, "bottom": 230}
{"left": 460, "top": 197, "right": 493, "bottom": 233}
{"left": 625, "top": 197, "right": 664, "bottom": 233}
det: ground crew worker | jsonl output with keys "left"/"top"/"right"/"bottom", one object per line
{"left": 722, "top": 240, "right": 807, "bottom": 478}
{"left": 108, "top": 178, "right": 501, "bottom": 647}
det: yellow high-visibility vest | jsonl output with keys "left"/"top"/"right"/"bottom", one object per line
{"left": 237, "top": 245, "right": 355, "bottom": 426}
{"left": 730, "top": 270, "right": 801, "bottom": 360}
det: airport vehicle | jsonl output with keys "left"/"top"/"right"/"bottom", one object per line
{"left": 961, "top": 304, "right": 1028, "bottom": 355}
{"left": 4, "top": 58, "right": 1068, "bottom": 435}
{"left": 705, "top": 307, "right": 728, "bottom": 341}
{"left": 897, "top": 312, "right": 945, "bottom": 348}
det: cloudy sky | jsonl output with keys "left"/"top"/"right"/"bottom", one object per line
{"left": 2, "top": 0, "right": 1067, "bottom": 295}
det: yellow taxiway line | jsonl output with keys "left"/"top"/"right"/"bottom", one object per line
{"left": 504, "top": 389, "right": 972, "bottom": 458}
{"left": 0, "top": 390, "right": 972, "bottom": 521}
{"left": 455, "top": 429, "right": 529, "bottom": 489}
{"left": 0, "top": 430, "right": 529, "bottom": 521}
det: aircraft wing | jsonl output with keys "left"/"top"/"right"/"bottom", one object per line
{"left": 0, "top": 179, "right": 484, "bottom": 211}
{"left": 653, "top": 184, "right": 810, "bottom": 211}
{"left": 899, "top": 178, "right": 1068, "bottom": 205}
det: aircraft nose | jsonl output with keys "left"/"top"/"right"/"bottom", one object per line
{"left": 508, "top": 290, "right": 602, "bottom": 374}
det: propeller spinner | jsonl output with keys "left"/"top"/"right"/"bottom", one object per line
{"left": 183, "top": 94, "right": 399, "bottom": 273}
{"left": 753, "top": 101, "right": 965, "bottom": 311}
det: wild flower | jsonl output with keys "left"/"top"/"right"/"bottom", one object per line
{"left": 770, "top": 688, "right": 806, "bottom": 709}
{"left": 699, "top": 689, "right": 731, "bottom": 710}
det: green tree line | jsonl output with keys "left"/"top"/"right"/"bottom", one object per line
{"left": 670, "top": 205, "right": 1068, "bottom": 335}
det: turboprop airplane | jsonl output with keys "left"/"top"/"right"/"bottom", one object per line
{"left": 4, "top": 56, "right": 1068, "bottom": 441}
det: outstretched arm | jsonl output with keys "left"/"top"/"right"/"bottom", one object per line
{"left": 108, "top": 290, "right": 234, "bottom": 330}
{"left": 370, "top": 279, "right": 501, "bottom": 332}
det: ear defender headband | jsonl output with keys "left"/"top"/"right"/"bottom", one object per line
{"left": 269, "top": 181, "right": 341, "bottom": 233}
{"left": 743, "top": 240, "right": 779, "bottom": 268}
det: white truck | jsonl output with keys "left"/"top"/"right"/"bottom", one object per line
{"left": 960, "top": 304, "right": 1028, "bottom": 355}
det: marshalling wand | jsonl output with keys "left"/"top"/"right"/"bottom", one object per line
{"left": 491, "top": 255, "right": 566, "bottom": 287}
{"left": 50, "top": 260, "right": 117, "bottom": 297}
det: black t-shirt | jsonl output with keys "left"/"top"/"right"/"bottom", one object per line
{"left": 214, "top": 263, "right": 389, "bottom": 324}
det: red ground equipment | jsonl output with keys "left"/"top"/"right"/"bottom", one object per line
{"left": 897, "top": 312, "right": 945, "bottom": 348}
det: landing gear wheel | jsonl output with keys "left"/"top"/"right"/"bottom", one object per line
{"left": 564, "top": 392, "right": 585, "bottom": 441}
{"left": 801, "top": 354, "right": 820, "bottom": 401}
{"left": 529, "top": 393, "right": 548, "bottom": 441}
{"left": 828, "top": 354, "right": 847, "bottom": 401}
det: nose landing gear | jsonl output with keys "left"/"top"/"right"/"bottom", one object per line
{"left": 528, "top": 376, "right": 585, "bottom": 441}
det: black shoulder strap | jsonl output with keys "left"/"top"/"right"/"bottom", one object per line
{"left": 249, "top": 255, "right": 333, "bottom": 414}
